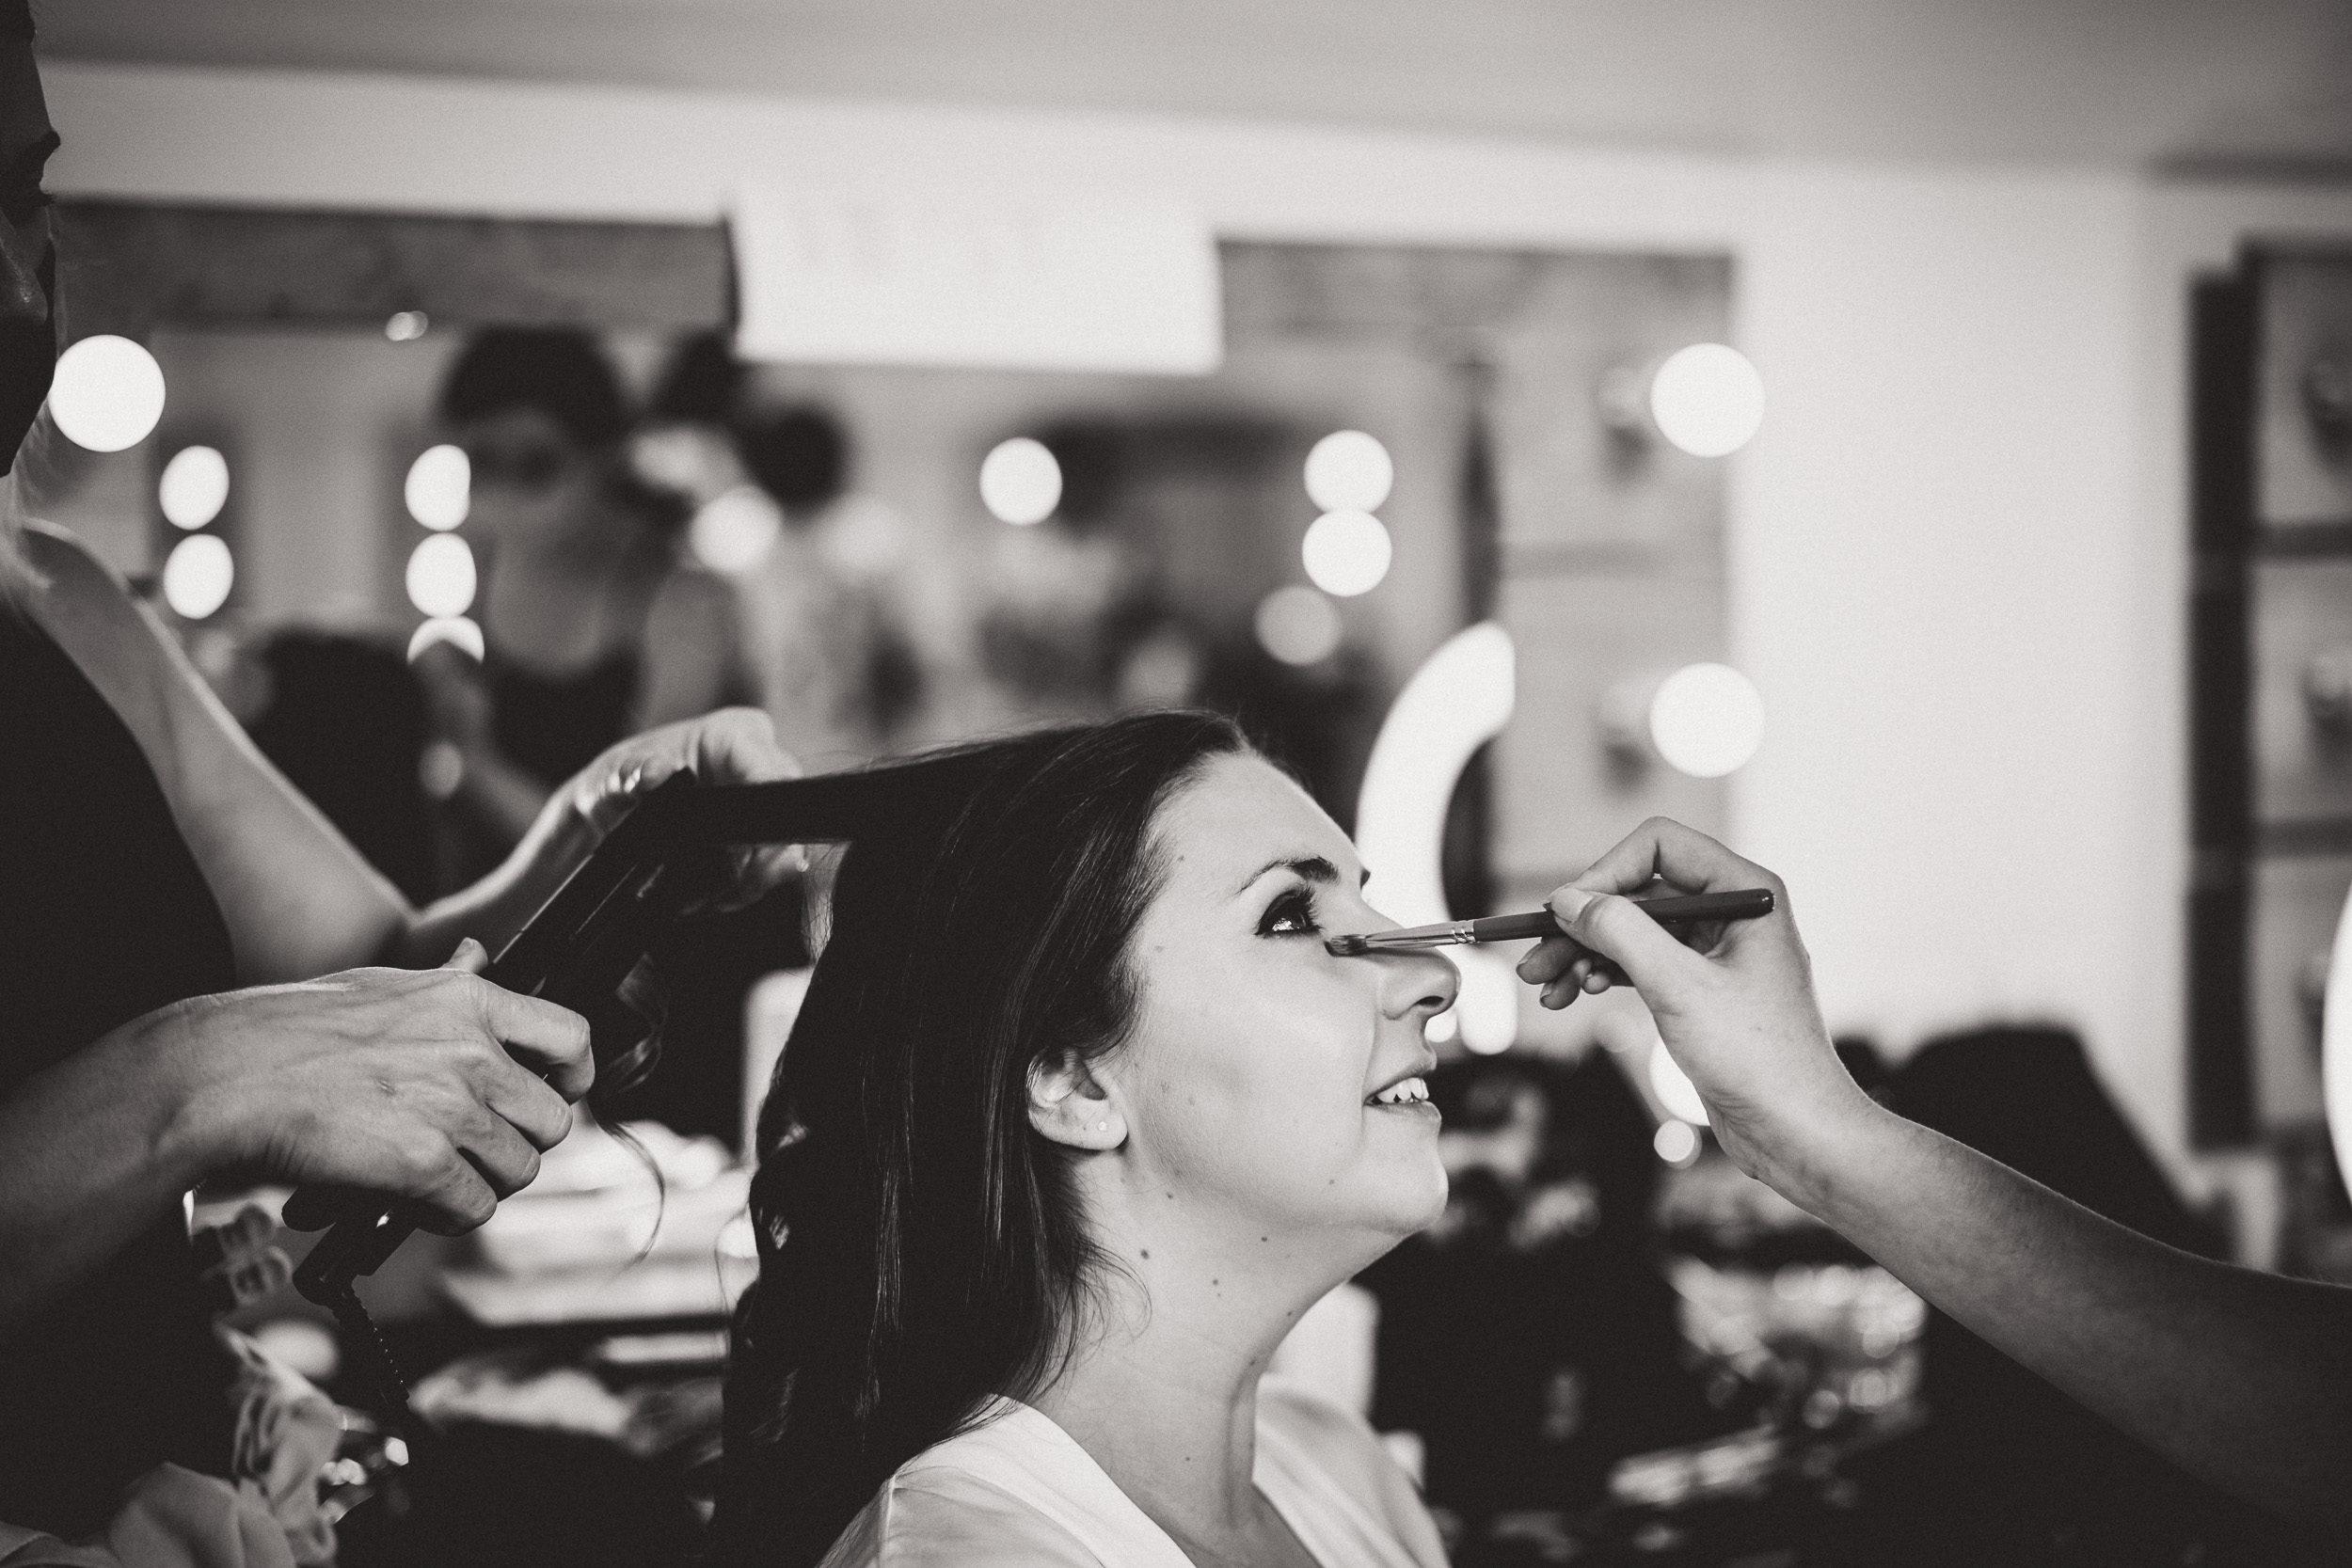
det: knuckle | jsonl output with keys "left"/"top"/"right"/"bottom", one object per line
{"left": 393, "top": 1131, "right": 453, "bottom": 1186}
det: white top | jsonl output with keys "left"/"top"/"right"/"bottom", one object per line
{"left": 818, "top": 1379, "right": 1448, "bottom": 1568}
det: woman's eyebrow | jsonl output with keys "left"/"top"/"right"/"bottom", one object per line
{"left": 1234, "top": 854, "right": 1362, "bottom": 895}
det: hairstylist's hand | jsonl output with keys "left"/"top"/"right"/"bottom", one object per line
{"left": 558, "top": 707, "right": 804, "bottom": 911}
{"left": 1515, "top": 818, "right": 1872, "bottom": 1186}
{"left": 166, "top": 940, "right": 594, "bottom": 1235}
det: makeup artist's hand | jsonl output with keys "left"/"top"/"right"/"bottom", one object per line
{"left": 551, "top": 707, "right": 805, "bottom": 911}
{"left": 1515, "top": 818, "right": 1871, "bottom": 1185}
{"left": 158, "top": 941, "right": 594, "bottom": 1234}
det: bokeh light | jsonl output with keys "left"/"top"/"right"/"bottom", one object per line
{"left": 1255, "top": 585, "right": 1343, "bottom": 666}
{"left": 384, "top": 311, "right": 430, "bottom": 342}
{"left": 405, "top": 445, "right": 470, "bottom": 531}
{"left": 1648, "top": 1038, "right": 1709, "bottom": 1126}
{"left": 405, "top": 533, "right": 478, "bottom": 618}
{"left": 406, "top": 615, "right": 485, "bottom": 663}
{"left": 1304, "top": 430, "right": 1393, "bottom": 513}
{"left": 689, "top": 485, "right": 783, "bottom": 575}
{"left": 1648, "top": 662, "right": 1765, "bottom": 778}
{"left": 1654, "top": 1119, "right": 1701, "bottom": 1166}
{"left": 158, "top": 445, "right": 230, "bottom": 530}
{"left": 1301, "top": 510, "right": 1392, "bottom": 597}
{"left": 161, "top": 533, "right": 234, "bottom": 620}
{"left": 1455, "top": 951, "right": 1520, "bottom": 1055}
{"left": 49, "top": 335, "right": 167, "bottom": 452}
{"left": 978, "top": 436, "right": 1061, "bottom": 525}
{"left": 1649, "top": 343, "right": 1765, "bottom": 458}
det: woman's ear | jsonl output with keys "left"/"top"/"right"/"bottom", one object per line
{"left": 1027, "top": 1050, "right": 1125, "bottom": 1151}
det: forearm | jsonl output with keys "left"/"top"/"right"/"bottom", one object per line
{"left": 1786, "top": 1103, "right": 2352, "bottom": 1524}
{"left": 0, "top": 1009, "right": 215, "bottom": 1332}
{"left": 449, "top": 737, "right": 556, "bottom": 850}
{"left": 393, "top": 780, "right": 597, "bottom": 967}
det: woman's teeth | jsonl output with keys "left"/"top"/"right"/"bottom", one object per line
{"left": 1370, "top": 1076, "right": 1430, "bottom": 1107}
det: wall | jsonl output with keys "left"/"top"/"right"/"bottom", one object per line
{"left": 40, "top": 60, "right": 2352, "bottom": 1179}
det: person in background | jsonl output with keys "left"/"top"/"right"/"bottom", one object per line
{"left": 0, "top": 27, "right": 799, "bottom": 1558}
{"left": 421, "top": 327, "right": 752, "bottom": 870}
{"left": 732, "top": 404, "right": 924, "bottom": 768}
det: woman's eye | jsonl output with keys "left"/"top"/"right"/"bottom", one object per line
{"left": 1259, "top": 888, "right": 1322, "bottom": 937}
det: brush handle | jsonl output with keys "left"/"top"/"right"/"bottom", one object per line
{"left": 1470, "top": 888, "right": 1774, "bottom": 942}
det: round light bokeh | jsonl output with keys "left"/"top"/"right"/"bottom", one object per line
{"left": 689, "top": 485, "right": 784, "bottom": 576}
{"left": 979, "top": 436, "right": 1061, "bottom": 526}
{"left": 1303, "top": 430, "right": 1393, "bottom": 514}
{"left": 385, "top": 311, "right": 430, "bottom": 343}
{"left": 1650, "top": 343, "right": 1765, "bottom": 458}
{"left": 1648, "top": 661, "right": 1765, "bottom": 778}
{"left": 1300, "top": 510, "right": 1392, "bottom": 597}
{"left": 1653, "top": 1119, "right": 1702, "bottom": 1166}
{"left": 1254, "top": 585, "right": 1343, "bottom": 666}
{"left": 49, "top": 335, "right": 167, "bottom": 452}
{"left": 158, "top": 445, "right": 230, "bottom": 530}
{"left": 405, "top": 444, "right": 470, "bottom": 531}
{"left": 405, "top": 532, "right": 478, "bottom": 618}
{"left": 161, "top": 533, "right": 234, "bottom": 620}
{"left": 406, "top": 614, "right": 485, "bottom": 664}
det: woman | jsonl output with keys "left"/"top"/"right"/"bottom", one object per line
{"left": 717, "top": 712, "right": 1458, "bottom": 1567}
{"left": 0, "top": 25, "right": 797, "bottom": 1544}
{"left": 424, "top": 327, "right": 751, "bottom": 863}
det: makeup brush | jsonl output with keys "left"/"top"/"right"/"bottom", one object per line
{"left": 1324, "top": 888, "right": 1773, "bottom": 956}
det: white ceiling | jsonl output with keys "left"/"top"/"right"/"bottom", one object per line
{"left": 34, "top": 0, "right": 2352, "bottom": 172}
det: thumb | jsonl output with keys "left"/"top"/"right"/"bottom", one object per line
{"left": 1547, "top": 886, "right": 1702, "bottom": 991}
{"left": 442, "top": 937, "right": 491, "bottom": 974}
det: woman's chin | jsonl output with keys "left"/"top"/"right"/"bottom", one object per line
{"left": 1366, "top": 1154, "right": 1450, "bottom": 1239}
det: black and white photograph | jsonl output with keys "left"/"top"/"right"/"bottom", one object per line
{"left": 4, "top": 2, "right": 2352, "bottom": 1564}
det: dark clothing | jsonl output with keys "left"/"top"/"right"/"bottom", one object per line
{"left": 485, "top": 642, "right": 641, "bottom": 788}
{"left": 0, "top": 609, "right": 238, "bottom": 1535}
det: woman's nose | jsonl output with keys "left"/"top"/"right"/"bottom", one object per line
{"left": 1377, "top": 946, "right": 1460, "bottom": 1022}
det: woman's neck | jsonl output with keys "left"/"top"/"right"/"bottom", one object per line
{"left": 1025, "top": 1205, "right": 1359, "bottom": 1549}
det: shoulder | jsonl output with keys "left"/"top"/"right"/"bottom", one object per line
{"left": 819, "top": 1466, "right": 1100, "bottom": 1568}
{"left": 16, "top": 520, "right": 134, "bottom": 626}
{"left": 1259, "top": 1376, "right": 1392, "bottom": 1490}
{"left": 1259, "top": 1378, "right": 1448, "bottom": 1566}
{"left": 10, "top": 521, "right": 201, "bottom": 750}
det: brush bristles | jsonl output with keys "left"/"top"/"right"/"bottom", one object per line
{"left": 1324, "top": 933, "right": 1375, "bottom": 957}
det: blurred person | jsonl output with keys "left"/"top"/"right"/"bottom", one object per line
{"left": 424, "top": 327, "right": 752, "bottom": 864}
{"left": 733, "top": 403, "right": 923, "bottom": 768}
{"left": 1520, "top": 817, "right": 2352, "bottom": 1539}
{"left": 0, "top": 25, "right": 799, "bottom": 1554}
{"left": 717, "top": 713, "right": 1456, "bottom": 1567}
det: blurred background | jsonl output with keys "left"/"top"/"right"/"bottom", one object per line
{"left": 21, "top": 2, "right": 2352, "bottom": 1562}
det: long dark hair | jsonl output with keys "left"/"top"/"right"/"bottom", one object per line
{"left": 713, "top": 711, "right": 1248, "bottom": 1565}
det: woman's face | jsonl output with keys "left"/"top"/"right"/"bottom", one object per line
{"left": 1101, "top": 752, "right": 1461, "bottom": 1253}
{"left": 455, "top": 405, "right": 604, "bottom": 549}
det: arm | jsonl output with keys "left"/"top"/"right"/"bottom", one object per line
{"left": 1793, "top": 1103, "right": 2352, "bottom": 1525}
{"left": 26, "top": 524, "right": 794, "bottom": 975}
{"left": 0, "top": 944, "right": 587, "bottom": 1331}
{"left": 25, "top": 523, "right": 410, "bottom": 982}
{"left": 1522, "top": 817, "right": 2352, "bottom": 1528}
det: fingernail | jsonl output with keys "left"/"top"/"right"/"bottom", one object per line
{"left": 1549, "top": 887, "right": 1595, "bottom": 922}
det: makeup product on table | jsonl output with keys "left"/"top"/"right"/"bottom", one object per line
{"left": 1323, "top": 888, "right": 1772, "bottom": 957}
